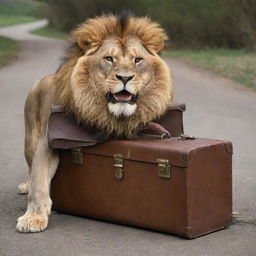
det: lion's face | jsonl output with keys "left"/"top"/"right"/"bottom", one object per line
{"left": 58, "top": 15, "right": 173, "bottom": 137}
{"left": 73, "top": 37, "right": 155, "bottom": 117}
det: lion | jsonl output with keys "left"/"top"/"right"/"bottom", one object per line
{"left": 16, "top": 14, "right": 173, "bottom": 233}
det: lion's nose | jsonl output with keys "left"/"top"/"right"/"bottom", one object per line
{"left": 116, "top": 74, "right": 134, "bottom": 85}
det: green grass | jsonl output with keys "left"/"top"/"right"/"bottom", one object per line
{"left": 0, "top": 0, "right": 45, "bottom": 67}
{"left": 0, "top": 0, "right": 44, "bottom": 27}
{"left": 32, "top": 26, "right": 68, "bottom": 40}
{"left": 165, "top": 48, "right": 256, "bottom": 88}
{"left": 0, "top": 14, "right": 37, "bottom": 27}
{"left": 0, "top": 36, "right": 19, "bottom": 67}
{"left": 0, "top": 0, "right": 44, "bottom": 16}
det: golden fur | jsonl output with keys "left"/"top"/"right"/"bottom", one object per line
{"left": 16, "top": 14, "right": 173, "bottom": 233}
{"left": 55, "top": 14, "right": 173, "bottom": 137}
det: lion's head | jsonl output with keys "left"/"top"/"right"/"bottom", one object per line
{"left": 56, "top": 14, "right": 173, "bottom": 137}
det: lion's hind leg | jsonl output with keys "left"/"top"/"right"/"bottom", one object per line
{"left": 18, "top": 131, "right": 38, "bottom": 195}
{"left": 18, "top": 179, "right": 30, "bottom": 195}
{"left": 18, "top": 85, "right": 40, "bottom": 195}
{"left": 18, "top": 127, "right": 39, "bottom": 195}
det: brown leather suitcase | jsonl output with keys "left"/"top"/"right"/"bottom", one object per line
{"left": 51, "top": 137, "right": 232, "bottom": 239}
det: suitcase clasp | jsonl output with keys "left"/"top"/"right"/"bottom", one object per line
{"left": 72, "top": 148, "right": 83, "bottom": 165}
{"left": 178, "top": 134, "right": 196, "bottom": 140}
{"left": 113, "top": 154, "right": 124, "bottom": 180}
{"left": 157, "top": 159, "right": 171, "bottom": 179}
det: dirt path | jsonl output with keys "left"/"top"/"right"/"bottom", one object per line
{"left": 0, "top": 21, "right": 255, "bottom": 256}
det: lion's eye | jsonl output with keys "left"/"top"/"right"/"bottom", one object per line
{"left": 134, "top": 57, "right": 143, "bottom": 63}
{"left": 104, "top": 56, "right": 114, "bottom": 62}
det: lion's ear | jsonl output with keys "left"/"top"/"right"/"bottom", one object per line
{"left": 72, "top": 15, "right": 118, "bottom": 54}
{"left": 77, "top": 37, "right": 91, "bottom": 50}
{"left": 74, "top": 33, "right": 101, "bottom": 55}
{"left": 129, "top": 17, "right": 168, "bottom": 54}
{"left": 144, "top": 39, "right": 165, "bottom": 54}
{"left": 140, "top": 27, "right": 168, "bottom": 54}
{"left": 71, "top": 24, "right": 103, "bottom": 55}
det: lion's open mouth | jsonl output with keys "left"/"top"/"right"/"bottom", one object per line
{"left": 106, "top": 90, "right": 138, "bottom": 104}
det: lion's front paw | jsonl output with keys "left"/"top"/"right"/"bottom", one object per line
{"left": 16, "top": 213, "right": 48, "bottom": 233}
{"left": 18, "top": 182, "right": 29, "bottom": 195}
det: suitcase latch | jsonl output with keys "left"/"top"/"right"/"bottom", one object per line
{"left": 157, "top": 159, "right": 171, "bottom": 179}
{"left": 72, "top": 148, "right": 83, "bottom": 165}
{"left": 113, "top": 154, "right": 124, "bottom": 180}
{"left": 178, "top": 134, "right": 196, "bottom": 140}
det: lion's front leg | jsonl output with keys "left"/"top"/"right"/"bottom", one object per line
{"left": 16, "top": 135, "right": 59, "bottom": 233}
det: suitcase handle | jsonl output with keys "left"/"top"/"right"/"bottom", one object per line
{"left": 138, "top": 122, "right": 171, "bottom": 139}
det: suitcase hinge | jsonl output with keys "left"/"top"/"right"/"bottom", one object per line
{"left": 72, "top": 148, "right": 83, "bottom": 165}
{"left": 157, "top": 159, "right": 171, "bottom": 179}
{"left": 113, "top": 154, "right": 124, "bottom": 180}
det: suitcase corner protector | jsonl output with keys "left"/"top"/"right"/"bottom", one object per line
{"left": 178, "top": 226, "right": 196, "bottom": 239}
{"left": 224, "top": 141, "right": 233, "bottom": 154}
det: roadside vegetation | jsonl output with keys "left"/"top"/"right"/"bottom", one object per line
{"left": 32, "top": 26, "right": 68, "bottom": 40}
{"left": 39, "top": 0, "right": 256, "bottom": 51}
{"left": 0, "top": 0, "right": 43, "bottom": 27}
{"left": 36, "top": 0, "right": 255, "bottom": 89}
{"left": 165, "top": 49, "right": 256, "bottom": 88}
{"left": 0, "top": 0, "right": 45, "bottom": 67}
{"left": 0, "top": 36, "right": 19, "bottom": 67}
{"left": 1, "top": 0, "right": 255, "bottom": 89}
{"left": 0, "top": 15, "right": 36, "bottom": 26}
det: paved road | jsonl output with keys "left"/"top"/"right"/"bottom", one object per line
{"left": 0, "top": 21, "right": 255, "bottom": 256}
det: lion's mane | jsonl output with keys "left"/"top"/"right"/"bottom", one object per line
{"left": 54, "top": 14, "right": 173, "bottom": 138}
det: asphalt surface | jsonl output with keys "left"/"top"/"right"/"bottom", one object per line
{"left": 0, "top": 21, "right": 255, "bottom": 256}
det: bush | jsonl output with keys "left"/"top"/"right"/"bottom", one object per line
{"left": 221, "top": 0, "right": 256, "bottom": 50}
{"left": 38, "top": 0, "right": 256, "bottom": 50}
{"left": 0, "top": 0, "right": 45, "bottom": 17}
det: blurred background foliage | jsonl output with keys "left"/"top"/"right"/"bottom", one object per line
{"left": 0, "top": 0, "right": 42, "bottom": 17}
{"left": 0, "top": 0, "right": 255, "bottom": 87}
{"left": 0, "top": 0, "right": 46, "bottom": 26}
{"left": 36, "top": 0, "right": 256, "bottom": 50}
{"left": 1, "top": 0, "right": 255, "bottom": 50}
